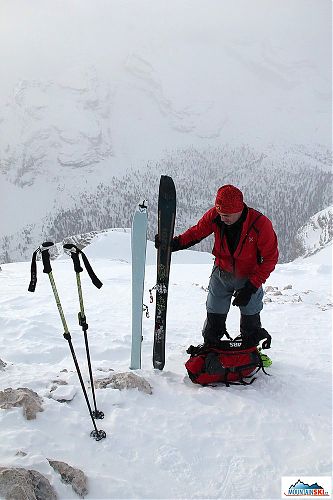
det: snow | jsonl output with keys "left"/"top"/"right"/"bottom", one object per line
{"left": 50, "top": 385, "right": 77, "bottom": 403}
{"left": 82, "top": 228, "right": 214, "bottom": 266}
{"left": 0, "top": 231, "right": 331, "bottom": 499}
{"left": 295, "top": 206, "right": 333, "bottom": 257}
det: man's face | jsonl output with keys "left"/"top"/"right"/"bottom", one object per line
{"left": 215, "top": 206, "right": 243, "bottom": 225}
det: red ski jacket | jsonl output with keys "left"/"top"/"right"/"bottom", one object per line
{"left": 177, "top": 206, "right": 278, "bottom": 288}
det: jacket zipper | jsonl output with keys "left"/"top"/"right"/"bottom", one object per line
{"left": 235, "top": 214, "right": 262, "bottom": 259}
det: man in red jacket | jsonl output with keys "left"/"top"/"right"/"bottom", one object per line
{"left": 171, "top": 184, "right": 279, "bottom": 343}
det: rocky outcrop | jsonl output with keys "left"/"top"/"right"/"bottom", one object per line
{"left": 47, "top": 460, "right": 88, "bottom": 498}
{"left": 0, "top": 467, "right": 57, "bottom": 500}
{"left": 49, "top": 384, "right": 76, "bottom": 403}
{"left": 0, "top": 358, "right": 6, "bottom": 371}
{"left": 95, "top": 372, "right": 153, "bottom": 394}
{"left": 0, "top": 388, "right": 43, "bottom": 420}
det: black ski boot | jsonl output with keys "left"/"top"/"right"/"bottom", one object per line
{"left": 240, "top": 313, "right": 261, "bottom": 337}
{"left": 240, "top": 313, "right": 272, "bottom": 349}
{"left": 202, "top": 313, "right": 230, "bottom": 345}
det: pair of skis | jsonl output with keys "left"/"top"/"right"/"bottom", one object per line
{"left": 28, "top": 243, "right": 106, "bottom": 441}
{"left": 131, "top": 176, "right": 176, "bottom": 371}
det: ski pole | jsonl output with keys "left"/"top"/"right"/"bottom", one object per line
{"left": 28, "top": 242, "right": 106, "bottom": 441}
{"left": 63, "top": 244, "right": 104, "bottom": 420}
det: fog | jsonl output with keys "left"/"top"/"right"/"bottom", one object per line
{"left": 0, "top": 0, "right": 331, "bottom": 146}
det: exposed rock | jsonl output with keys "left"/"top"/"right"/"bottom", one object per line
{"left": 0, "top": 388, "right": 43, "bottom": 420}
{"left": 265, "top": 286, "right": 279, "bottom": 293}
{"left": 0, "top": 359, "right": 6, "bottom": 371}
{"left": 50, "top": 385, "right": 76, "bottom": 403}
{"left": 95, "top": 372, "right": 153, "bottom": 395}
{"left": 60, "top": 369, "right": 68, "bottom": 373}
{"left": 272, "top": 290, "right": 283, "bottom": 296}
{"left": 48, "top": 460, "right": 88, "bottom": 498}
{"left": 15, "top": 451, "right": 27, "bottom": 457}
{"left": 50, "top": 380, "right": 69, "bottom": 393}
{"left": 283, "top": 284, "right": 293, "bottom": 290}
{"left": 0, "top": 467, "right": 57, "bottom": 500}
{"left": 51, "top": 380, "right": 68, "bottom": 386}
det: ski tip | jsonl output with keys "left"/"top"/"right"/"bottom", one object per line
{"left": 138, "top": 200, "right": 148, "bottom": 212}
{"left": 158, "top": 176, "right": 176, "bottom": 201}
{"left": 160, "top": 175, "right": 175, "bottom": 186}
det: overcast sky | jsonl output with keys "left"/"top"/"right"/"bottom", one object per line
{"left": 0, "top": 0, "right": 331, "bottom": 146}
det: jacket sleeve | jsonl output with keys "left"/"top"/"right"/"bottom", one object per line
{"left": 248, "top": 217, "right": 279, "bottom": 288}
{"left": 175, "top": 208, "right": 215, "bottom": 251}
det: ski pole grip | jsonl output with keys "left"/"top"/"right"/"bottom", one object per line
{"left": 41, "top": 242, "right": 55, "bottom": 250}
{"left": 63, "top": 244, "right": 83, "bottom": 273}
{"left": 64, "top": 245, "right": 84, "bottom": 273}
{"left": 71, "top": 252, "right": 83, "bottom": 273}
{"left": 41, "top": 248, "right": 52, "bottom": 274}
{"left": 28, "top": 242, "right": 54, "bottom": 291}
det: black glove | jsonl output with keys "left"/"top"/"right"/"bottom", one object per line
{"left": 232, "top": 281, "right": 258, "bottom": 307}
{"left": 154, "top": 235, "right": 181, "bottom": 252}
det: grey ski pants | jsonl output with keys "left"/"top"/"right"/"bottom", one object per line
{"left": 206, "top": 265, "right": 264, "bottom": 316}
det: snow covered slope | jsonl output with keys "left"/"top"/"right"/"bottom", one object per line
{"left": 56, "top": 227, "right": 213, "bottom": 265}
{"left": 0, "top": 231, "right": 331, "bottom": 499}
{"left": 294, "top": 206, "right": 333, "bottom": 257}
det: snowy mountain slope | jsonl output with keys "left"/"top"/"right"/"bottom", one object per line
{"left": 1, "top": 153, "right": 332, "bottom": 265}
{"left": 82, "top": 229, "right": 213, "bottom": 265}
{"left": 0, "top": 0, "right": 331, "bottom": 265}
{"left": 294, "top": 206, "right": 333, "bottom": 257}
{"left": 0, "top": 232, "right": 331, "bottom": 499}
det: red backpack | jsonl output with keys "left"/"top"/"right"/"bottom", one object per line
{"left": 185, "top": 332, "right": 271, "bottom": 386}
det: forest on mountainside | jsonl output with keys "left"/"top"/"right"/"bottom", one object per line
{"left": 1, "top": 146, "right": 332, "bottom": 263}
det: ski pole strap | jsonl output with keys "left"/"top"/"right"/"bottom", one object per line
{"left": 28, "top": 249, "right": 39, "bottom": 292}
{"left": 63, "top": 244, "right": 103, "bottom": 289}
{"left": 28, "top": 248, "right": 39, "bottom": 292}
{"left": 80, "top": 251, "right": 103, "bottom": 289}
{"left": 28, "top": 242, "right": 54, "bottom": 292}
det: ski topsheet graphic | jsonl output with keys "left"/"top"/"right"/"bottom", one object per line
{"left": 130, "top": 201, "right": 148, "bottom": 370}
{"left": 153, "top": 176, "right": 176, "bottom": 370}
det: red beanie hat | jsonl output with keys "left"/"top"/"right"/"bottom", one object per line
{"left": 215, "top": 185, "right": 244, "bottom": 214}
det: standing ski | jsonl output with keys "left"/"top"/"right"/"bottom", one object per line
{"left": 153, "top": 176, "right": 176, "bottom": 370}
{"left": 130, "top": 200, "right": 148, "bottom": 370}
